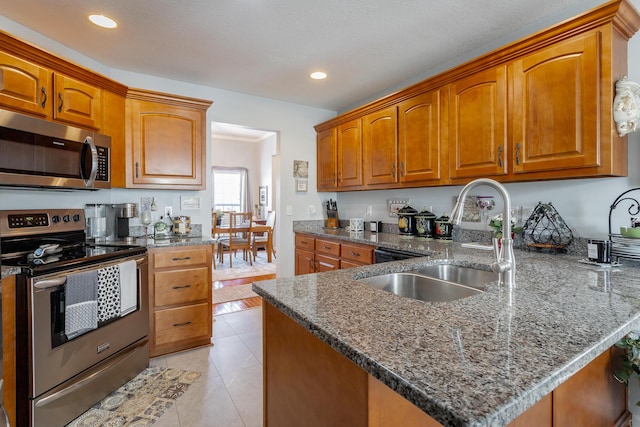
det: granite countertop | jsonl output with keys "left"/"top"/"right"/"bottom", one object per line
{"left": 253, "top": 228, "right": 640, "bottom": 426}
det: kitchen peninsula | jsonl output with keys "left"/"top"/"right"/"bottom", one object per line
{"left": 254, "top": 228, "right": 638, "bottom": 426}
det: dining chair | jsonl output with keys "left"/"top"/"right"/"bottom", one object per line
{"left": 211, "top": 211, "right": 219, "bottom": 270}
{"left": 253, "top": 211, "right": 276, "bottom": 261}
{"left": 218, "top": 212, "right": 253, "bottom": 268}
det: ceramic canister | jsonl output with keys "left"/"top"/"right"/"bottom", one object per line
{"left": 415, "top": 208, "right": 436, "bottom": 238}
{"left": 397, "top": 205, "right": 418, "bottom": 235}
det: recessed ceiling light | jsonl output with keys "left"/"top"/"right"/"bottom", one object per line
{"left": 310, "top": 71, "right": 327, "bottom": 80}
{"left": 89, "top": 14, "right": 118, "bottom": 29}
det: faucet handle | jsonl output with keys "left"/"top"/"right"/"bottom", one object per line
{"left": 491, "top": 260, "right": 512, "bottom": 273}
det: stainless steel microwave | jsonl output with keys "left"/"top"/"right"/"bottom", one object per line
{"left": 0, "top": 110, "right": 110, "bottom": 190}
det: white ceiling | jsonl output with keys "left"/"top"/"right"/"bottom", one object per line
{"left": 1, "top": 0, "right": 606, "bottom": 113}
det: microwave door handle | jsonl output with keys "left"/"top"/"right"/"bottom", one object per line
{"left": 81, "top": 136, "right": 98, "bottom": 187}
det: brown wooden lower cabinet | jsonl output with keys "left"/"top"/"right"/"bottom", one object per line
{"left": 263, "top": 301, "right": 629, "bottom": 427}
{"left": 148, "top": 244, "right": 213, "bottom": 356}
{"left": 294, "top": 233, "right": 374, "bottom": 275}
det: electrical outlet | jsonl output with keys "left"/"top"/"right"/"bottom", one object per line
{"left": 286, "top": 205, "right": 293, "bottom": 216}
{"left": 164, "top": 206, "right": 172, "bottom": 217}
{"left": 366, "top": 205, "right": 373, "bottom": 217}
{"left": 309, "top": 205, "right": 316, "bottom": 215}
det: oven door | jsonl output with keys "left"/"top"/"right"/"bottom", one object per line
{"left": 28, "top": 255, "right": 149, "bottom": 402}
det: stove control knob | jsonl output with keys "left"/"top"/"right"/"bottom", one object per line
{"left": 51, "top": 215, "right": 60, "bottom": 223}
{"left": 63, "top": 214, "right": 70, "bottom": 222}
{"left": 73, "top": 214, "right": 81, "bottom": 222}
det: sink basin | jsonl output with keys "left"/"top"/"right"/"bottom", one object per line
{"left": 413, "top": 264, "right": 497, "bottom": 290}
{"left": 357, "top": 265, "right": 497, "bottom": 302}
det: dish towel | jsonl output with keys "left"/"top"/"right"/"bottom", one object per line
{"left": 65, "top": 301, "right": 98, "bottom": 339}
{"left": 65, "top": 269, "right": 98, "bottom": 338}
{"left": 119, "top": 260, "right": 138, "bottom": 316}
{"left": 97, "top": 264, "right": 121, "bottom": 322}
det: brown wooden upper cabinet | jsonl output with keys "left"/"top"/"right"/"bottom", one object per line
{"left": 448, "top": 66, "right": 508, "bottom": 181}
{"left": 315, "top": 0, "right": 640, "bottom": 191}
{"left": 337, "top": 119, "right": 364, "bottom": 189}
{"left": 122, "top": 89, "right": 212, "bottom": 190}
{"left": 363, "top": 90, "right": 444, "bottom": 188}
{"left": 509, "top": 31, "right": 600, "bottom": 178}
{"left": 0, "top": 51, "right": 102, "bottom": 130}
{"left": 317, "top": 127, "right": 338, "bottom": 191}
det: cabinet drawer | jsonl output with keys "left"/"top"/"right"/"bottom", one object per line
{"left": 295, "top": 234, "right": 315, "bottom": 250}
{"left": 154, "top": 303, "right": 210, "bottom": 346}
{"left": 152, "top": 247, "right": 208, "bottom": 268}
{"left": 315, "top": 239, "right": 341, "bottom": 257}
{"left": 154, "top": 267, "right": 209, "bottom": 306}
{"left": 341, "top": 243, "right": 373, "bottom": 264}
{"left": 315, "top": 254, "right": 340, "bottom": 272}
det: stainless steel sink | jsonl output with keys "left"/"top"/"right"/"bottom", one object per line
{"left": 357, "top": 265, "right": 497, "bottom": 302}
{"left": 413, "top": 264, "right": 497, "bottom": 290}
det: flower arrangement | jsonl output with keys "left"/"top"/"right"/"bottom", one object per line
{"left": 614, "top": 332, "right": 640, "bottom": 406}
{"left": 489, "top": 213, "right": 522, "bottom": 239}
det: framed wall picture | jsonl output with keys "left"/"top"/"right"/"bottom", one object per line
{"left": 296, "top": 179, "right": 308, "bottom": 192}
{"left": 293, "top": 160, "right": 309, "bottom": 178}
{"left": 259, "top": 186, "right": 268, "bottom": 205}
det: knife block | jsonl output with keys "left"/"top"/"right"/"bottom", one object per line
{"left": 326, "top": 212, "right": 339, "bottom": 229}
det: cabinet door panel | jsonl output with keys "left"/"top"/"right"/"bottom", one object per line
{"left": 53, "top": 74, "right": 101, "bottom": 129}
{"left": 337, "top": 119, "right": 363, "bottom": 188}
{"left": 0, "top": 52, "right": 51, "bottom": 119}
{"left": 398, "top": 91, "right": 442, "bottom": 184}
{"left": 511, "top": 32, "right": 599, "bottom": 174}
{"left": 449, "top": 66, "right": 508, "bottom": 179}
{"left": 363, "top": 106, "right": 397, "bottom": 186}
{"left": 317, "top": 127, "right": 338, "bottom": 191}
{"left": 295, "top": 248, "right": 315, "bottom": 275}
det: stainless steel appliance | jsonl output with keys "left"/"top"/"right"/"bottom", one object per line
{"left": 0, "top": 209, "right": 148, "bottom": 427}
{"left": 0, "top": 110, "right": 111, "bottom": 190}
{"left": 374, "top": 248, "right": 423, "bottom": 263}
{"left": 85, "top": 203, "right": 138, "bottom": 242}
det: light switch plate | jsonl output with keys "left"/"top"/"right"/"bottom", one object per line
{"left": 286, "top": 205, "right": 293, "bottom": 215}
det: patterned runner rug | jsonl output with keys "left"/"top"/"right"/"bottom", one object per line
{"left": 213, "top": 249, "right": 276, "bottom": 281}
{"left": 66, "top": 366, "right": 200, "bottom": 426}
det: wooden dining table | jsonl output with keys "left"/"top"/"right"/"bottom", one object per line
{"left": 215, "top": 223, "right": 274, "bottom": 262}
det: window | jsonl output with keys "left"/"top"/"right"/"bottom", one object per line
{"left": 212, "top": 168, "right": 249, "bottom": 213}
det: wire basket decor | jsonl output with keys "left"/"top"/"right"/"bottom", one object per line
{"left": 522, "top": 202, "right": 573, "bottom": 252}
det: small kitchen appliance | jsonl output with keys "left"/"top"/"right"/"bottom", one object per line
{"left": 370, "top": 221, "right": 383, "bottom": 233}
{"left": 115, "top": 203, "right": 138, "bottom": 241}
{"left": 85, "top": 203, "right": 137, "bottom": 242}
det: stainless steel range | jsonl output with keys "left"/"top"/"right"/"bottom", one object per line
{"left": 0, "top": 209, "right": 149, "bottom": 427}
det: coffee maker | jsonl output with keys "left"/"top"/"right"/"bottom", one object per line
{"left": 114, "top": 203, "right": 137, "bottom": 241}
{"left": 85, "top": 203, "right": 138, "bottom": 242}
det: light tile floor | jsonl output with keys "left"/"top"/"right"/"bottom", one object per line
{"left": 151, "top": 306, "right": 263, "bottom": 427}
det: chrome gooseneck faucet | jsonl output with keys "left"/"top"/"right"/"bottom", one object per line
{"left": 450, "top": 178, "right": 516, "bottom": 289}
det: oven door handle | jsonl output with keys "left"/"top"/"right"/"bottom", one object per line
{"left": 34, "top": 277, "right": 67, "bottom": 289}
{"left": 34, "top": 339, "right": 147, "bottom": 408}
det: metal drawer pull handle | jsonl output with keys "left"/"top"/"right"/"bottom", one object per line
{"left": 58, "top": 92, "right": 63, "bottom": 112}
{"left": 497, "top": 145, "right": 503, "bottom": 167}
{"left": 172, "top": 256, "right": 192, "bottom": 261}
{"left": 173, "top": 321, "right": 192, "bottom": 327}
{"left": 323, "top": 245, "right": 331, "bottom": 249}
{"left": 172, "top": 284, "right": 192, "bottom": 289}
{"left": 351, "top": 251, "right": 360, "bottom": 256}
{"left": 34, "top": 277, "right": 67, "bottom": 289}
{"left": 515, "top": 142, "right": 521, "bottom": 165}
{"left": 41, "top": 86, "right": 47, "bottom": 108}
